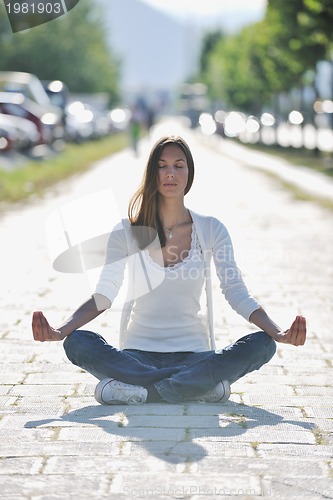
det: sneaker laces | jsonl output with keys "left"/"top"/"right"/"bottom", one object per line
{"left": 109, "top": 380, "right": 146, "bottom": 404}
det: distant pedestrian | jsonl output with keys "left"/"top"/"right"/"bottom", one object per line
{"left": 129, "top": 104, "right": 143, "bottom": 156}
{"left": 145, "top": 106, "right": 155, "bottom": 134}
{"left": 32, "top": 135, "right": 306, "bottom": 405}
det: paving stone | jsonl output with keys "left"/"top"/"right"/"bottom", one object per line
{"left": 107, "top": 472, "right": 262, "bottom": 497}
{"left": 190, "top": 427, "right": 316, "bottom": 444}
{"left": 58, "top": 426, "right": 187, "bottom": 442}
{"left": 25, "top": 372, "right": 94, "bottom": 385}
{"left": 257, "top": 374, "right": 332, "bottom": 386}
{"left": 0, "top": 386, "right": 11, "bottom": 396}
{"left": 0, "top": 362, "right": 83, "bottom": 373}
{"left": 221, "top": 404, "right": 305, "bottom": 421}
{"left": 304, "top": 406, "right": 333, "bottom": 419}
{"left": 129, "top": 440, "right": 257, "bottom": 458}
{"left": 0, "top": 440, "right": 126, "bottom": 458}
{"left": 121, "top": 403, "right": 186, "bottom": 416}
{"left": 231, "top": 383, "right": 295, "bottom": 395}
{"left": 194, "top": 456, "right": 326, "bottom": 477}
{"left": 8, "top": 384, "right": 75, "bottom": 397}
{"left": 121, "top": 415, "right": 223, "bottom": 428}
{"left": 294, "top": 385, "right": 333, "bottom": 396}
{"left": 0, "top": 396, "right": 17, "bottom": 409}
{"left": 242, "top": 394, "right": 333, "bottom": 407}
{"left": 0, "top": 413, "right": 129, "bottom": 429}
{"left": 0, "top": 373, "right": 26, "bottom": 385}
{"left": 282, "top": 360, "right": 331, "bottom": 373}
{"left": 257, "top": 443, "right": 333, "bottom": 459}
{"left": 0, "top": 474, "right": 110, "bottom": 498}
{"left": 262, "top": 476, "right": 333, "bottom": 498}
{"left": 43, "top": 455, "right": 174, "bottom": 475}
{"left": 0, "top": 343, "right": 35, "bottom": 363}
{"left": 0, "top": 457, "right": 44, "bottom": 475}
{"left": 0, "top": 427, "right": 54, "bottom": 442}
{"left": 312, "top": 418, "right": 333, "bottom": 432}
{"left": 5, "top": 398, "right": 67, "bottom": 415}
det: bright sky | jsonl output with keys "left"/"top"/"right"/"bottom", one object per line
{"left": 140, "top": 0, "right": 267, "bottom": 19}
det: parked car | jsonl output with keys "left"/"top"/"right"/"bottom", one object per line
{"left": 0, "top": 125, "right": 16, "bottom": 152}
{"left": 0, "top": 71, "right": 64, "bottom": 144}
{"left": 0, "top": 92, "right": 63, "bottom": 146}
{"left": 0, "top": 71, "right": 54, "bottom": 106}
{"left": 64, "top": 100, "right": 111, "bottom": 142}
{"left": 41, "top": 79, "right": 70, "bottom": 128}
{"left": 0, "top": 112, "right": 39, "bottom": 151}
{"left": 64, "top": 100, "right": 95, "bottom": 142}
{"left": 41, "top": 80, "right": 69, "bottom": 111}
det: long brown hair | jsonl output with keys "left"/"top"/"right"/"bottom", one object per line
{"left": 128, "top": 135, "right": 195, "bottom": 248}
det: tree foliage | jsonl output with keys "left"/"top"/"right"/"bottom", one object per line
{"left": 261, "top": 0, "right": 332, "bottom": 89}
{"left": 199, "top": 0, "right": 333, "bottom": 113}
{"left": 199, "top": 31, "right": 225, "bottom": 74}
{"left": 204, "top": 25, "right": 271, "bottom": 114}
{"left": 0, "top": 0, "right": 120, "bottom": 102}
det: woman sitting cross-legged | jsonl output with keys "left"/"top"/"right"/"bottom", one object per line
{"left": 32, "top": 135, "right": 306, "bottom": 405}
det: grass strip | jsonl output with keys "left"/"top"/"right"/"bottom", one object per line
{"left": 242, "top": 141, "right": 333, "bottom": 177}
{"left": 0, "top": 132, "right": 128, "bottom": 204}
{"left": 255, "top": 168, "right": 333, "bottom": 211}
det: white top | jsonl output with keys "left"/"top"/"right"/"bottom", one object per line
{"left": 94, "top": 209, "right": 261, "bottom": 351}
{"left": 125, "top": 225, "right": 209, "bottom": 352}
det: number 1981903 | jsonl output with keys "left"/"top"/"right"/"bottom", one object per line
{"left": 6, "top": 2, "right": 62, "bottom": 15}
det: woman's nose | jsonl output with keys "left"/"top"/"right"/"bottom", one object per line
{"left": 166, "top": 166, "right": 175, "bottom": 176}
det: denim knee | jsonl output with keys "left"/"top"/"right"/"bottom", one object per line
{"left": 63, "top": 329, "right": 96, "bottom": 365}
{"left": 254, "top": 331, "right": 276, "bottom": 363}
{"left": 63, "top": 330, "right": 81, "bottom": 358}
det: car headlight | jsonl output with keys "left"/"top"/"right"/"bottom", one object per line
{"left": 41, "top": 113, "right": 58, "bottom": 125}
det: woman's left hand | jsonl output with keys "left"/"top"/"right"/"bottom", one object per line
{"left": 275, "top": 315, "right": 306, "bottom": 346}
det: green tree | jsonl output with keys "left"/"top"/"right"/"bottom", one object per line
{"left": 203, "top": 25, "right": 271, "bottom": 113}
{"left": 0, "top": 0, "right": 119, "bottom": 102}
{"left": 199, "top": 0, "right": 333, "bottom": 113}
{"left": 199, "top": 30, "right": 225, "bottom": 74}
{"left": 257, "top": 0, "right": 333, "bottom": 93}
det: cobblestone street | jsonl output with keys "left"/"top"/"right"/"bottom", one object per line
{"left": 1, "top": 121, "right": 332, "bottom": 499}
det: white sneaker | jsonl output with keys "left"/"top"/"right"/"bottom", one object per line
{"left": 95, "top": 378, "right": 148, "bottom": 405}
{"left": 197, "top": 381, "right": 230, "bottom": 403}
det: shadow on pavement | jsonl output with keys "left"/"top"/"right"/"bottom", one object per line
{"left": 24, "top": 401, "right": 315, "bottom": 464}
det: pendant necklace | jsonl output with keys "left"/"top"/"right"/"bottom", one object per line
{"left": 162, "top": 208, "right": 187, "bottom": 239}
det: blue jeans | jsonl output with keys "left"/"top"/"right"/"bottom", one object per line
{"left": 63, "top": 330, "right": 276, "bottom": 403}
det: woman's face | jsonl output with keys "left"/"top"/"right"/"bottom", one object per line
{"left": 156, "top": 144, "right": 189, "bottom": 199}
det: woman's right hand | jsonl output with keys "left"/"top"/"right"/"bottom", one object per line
{"left": 32, "top": 311, "right": 67, "bottom": 342}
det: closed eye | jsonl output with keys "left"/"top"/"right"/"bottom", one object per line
{"left": 158, "top": 162, "right": 184, "bottom": 168}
